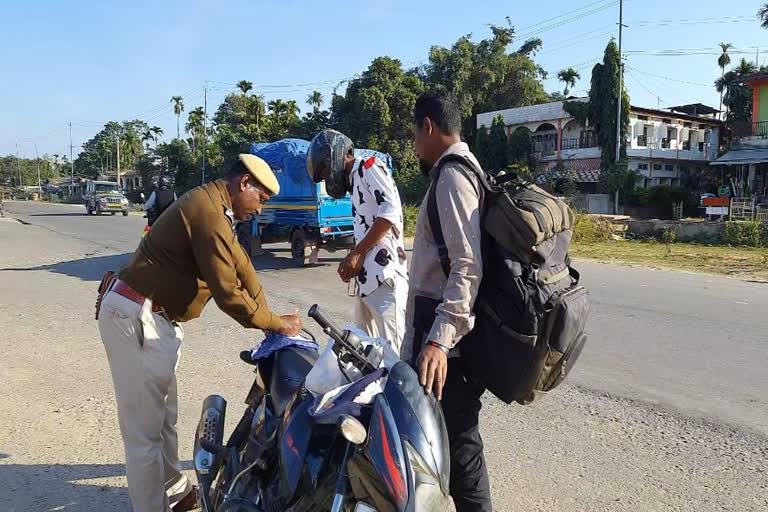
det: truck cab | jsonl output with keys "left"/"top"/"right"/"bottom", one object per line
{"left": 83, "top": 180, "right": 129, "bottom": 216}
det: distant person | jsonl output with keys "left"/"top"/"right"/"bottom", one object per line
{"left": 95, "top": 155, "right": 301, "bottom": 512}
{"left": 144, "top": 174, "right": 176, "bottom": 226}
{"left": 307, "top": 129, "right": 408, "bottom": 353}
{"left": 403, "top": 91, "right": 492, "bottom": 511}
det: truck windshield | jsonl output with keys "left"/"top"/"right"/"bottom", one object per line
{"left": 95, "top": 184, "right": 119, "bottom": 194}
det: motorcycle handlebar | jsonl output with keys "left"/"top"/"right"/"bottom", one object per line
{"left": 308, "top": 304, "right": 343, "bottom": 340}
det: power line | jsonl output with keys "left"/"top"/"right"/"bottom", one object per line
{"left": 517, "top": 0, "right": 619, "bottom": 40}
{"left": 626, "top": 66, "right": 712, "bottom": 87}
{"left": 629, "top": 15, "right": 755, "bottom": 27}
{"left": 516, "top": 0, "right": 617, "bottom": 32}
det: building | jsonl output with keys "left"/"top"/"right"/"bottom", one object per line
{"left": 476, "top": 100, "right": 722, "bottom": 190}
{"left": 98, "top": 169, "right": 144, "bottom": 192}
{"left": 712, "top": 73, "right": 768, "bottom": 207}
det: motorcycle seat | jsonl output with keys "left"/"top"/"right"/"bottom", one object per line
{"left": 269, "top": 347, "right": 318, "bottom": 417}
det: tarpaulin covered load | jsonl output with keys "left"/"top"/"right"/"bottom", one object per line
{"left": 250, "top": 138, "right": 393, "bottom": 199}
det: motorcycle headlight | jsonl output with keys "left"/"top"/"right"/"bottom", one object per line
{"left": 405, "top": 442, "right": 452, "bottom": 509}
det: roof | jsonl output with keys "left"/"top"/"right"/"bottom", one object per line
{"left": 630, "top": 105, "right": 722, "bottom": 125}
{"left": 476, "top": 98, "right": 587, "bottom": 129}
{"left": 710, "top": 148, "right": 768, "bottom": 166}
{"left": 539, "top": 159, "right": 602, "bottom": 183}
{"left": 667, "top": 103, "right": 720, "bottom": 116}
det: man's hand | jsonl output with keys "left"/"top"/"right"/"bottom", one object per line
{"left": 337, "top": 249, "right": 365, "bottom": 283}
{"left": 276, "top": 313, "right": 302, "bottom": 337}
{"left": 416, "top": 343, "right": 449, "bottom": 401}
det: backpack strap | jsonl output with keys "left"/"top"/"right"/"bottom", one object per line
{"left": 426, "top": 154, "right": 488, "bottom": 278}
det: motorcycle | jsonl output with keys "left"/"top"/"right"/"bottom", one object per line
{"left": 193, "top": 305, "right": 453, "bottom": 512}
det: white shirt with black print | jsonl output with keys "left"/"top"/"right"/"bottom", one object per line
{"left": 350, "top": 156, "right": 408, "bottom": 298}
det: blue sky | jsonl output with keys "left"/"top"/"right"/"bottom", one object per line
{"left": 2, "top": 0, "right": 766, "bottom": 158}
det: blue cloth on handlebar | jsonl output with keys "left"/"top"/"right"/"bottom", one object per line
{"left": 249, "top": 332, "right": 319, "bottom": 361}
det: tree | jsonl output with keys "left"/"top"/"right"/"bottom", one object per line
{"left": 487, "top": 115, "right": 509, "bottom": 172}
{"left": 474, "top": 125, "right": 491, "bottom": 170}
{"left": 150, "top": 126, "right": 163, "bottom": 146}
{"left": 186, "top": 107, "right": 205, "bottom": 156}
{"left": 156, "top": 139, "right": 196, "bottom": 193}
{"left": 557, "top": 67, "right": 581, "bottom": 96}
{"left": 717, "top": 43, "right": 733, "bottom": 119}
{"left": 564, "top": 40, "right": 632, "bottom": 200}
{"left": 171, "top": 96, "right": 184, "bottom": 139}
{"left": 759, "top": 3, "right": 768, "bottom": 28}
{"left": 421, "top": 22, "right": 550, "bottom": 141}
{"left": 507, "top": 127, "right": 534, "bottom": 169}
{"left": 715, "top": 59, "right": 766, "bottom": 125}
{"left": 307, "top": 90, "right": 324, "bottom": 113}
{"left": 237, "top": 80, "right": 253, "bottom": 95}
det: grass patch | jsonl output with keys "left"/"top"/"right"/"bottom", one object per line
{"left": 571, "top": 239, "right": 768, "bottom": 281}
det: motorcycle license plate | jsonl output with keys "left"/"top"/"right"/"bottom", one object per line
{"left": 354, "top": 504, "right": 376, "bottom": 512}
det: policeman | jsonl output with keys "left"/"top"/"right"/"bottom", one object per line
{"left": 96, "top": 154, "right": 301, "bottom": 512}
{"left": 144, "top": 174, "right": 176, "bottom": 226}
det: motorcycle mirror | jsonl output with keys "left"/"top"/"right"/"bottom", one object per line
{"left": 339, "top": 415, "right": 367, "bottom": 445}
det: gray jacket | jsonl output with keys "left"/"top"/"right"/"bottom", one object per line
{"left": 401, "top": 142, "right": 484, "bottom": 363}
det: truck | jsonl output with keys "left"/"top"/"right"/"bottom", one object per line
{"left": 82, "top": 180, "right": 130, "bottom": 216}
{"left": 250, "top": 138, "right": 394, "bottom": 266}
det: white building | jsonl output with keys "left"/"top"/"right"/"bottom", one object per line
{"left": 477, "top": 100, "right": 722, "bottom": 190}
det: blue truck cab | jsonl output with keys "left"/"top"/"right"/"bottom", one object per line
{"left": 250, "top": 138, "right": 393, "bottom": 266}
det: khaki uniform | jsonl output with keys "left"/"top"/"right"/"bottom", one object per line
{"left": 99, "top": 179, "right": 282, "bottom": 512}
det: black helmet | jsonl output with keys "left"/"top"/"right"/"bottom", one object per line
{"left": 158, "top": 174, "right": 173, "bottom": 190}
{"left": 306, "top": 129, "right": 354, "bottom": 199}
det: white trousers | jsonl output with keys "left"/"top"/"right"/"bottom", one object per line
{"left": 353, "top": 275, "right": 408, "bottom": 354}
{"left": 98, "top": 290, "right": 193, "bottom": 512}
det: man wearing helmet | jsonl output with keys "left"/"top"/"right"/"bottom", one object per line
{"left": 144, "top": 174, "right": 177, "bottom": 226}
{"left": 307, "top": 129, "right": 408, "bottom": 352}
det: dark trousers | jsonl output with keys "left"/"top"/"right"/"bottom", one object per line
{"left": 441, "top": 358, "right": 492, "bottom": 512}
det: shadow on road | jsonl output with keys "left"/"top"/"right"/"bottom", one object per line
{"left": 28, "top": 213, "right": 86, "bottom": 217}
{"left": 0, "top": 460, "right": 193, "bottom": 511}
{"left": 0, "top": 253, "right": 132, "bottom": 282}
{"left": 252, "top": 250, "right": 343, "bottom": 271}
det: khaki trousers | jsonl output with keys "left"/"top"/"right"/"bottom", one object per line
{"left": 354, "top": 274, "right": 408, "bottom": 354}
{"left": 98, "top": 290, "right": 193, "bottom": 512}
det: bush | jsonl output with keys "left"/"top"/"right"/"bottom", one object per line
{"left": 573, "top": 214, "right": 614, "bottom": 243}
{"left": 395, "top": 167, "right": 427, "bottom": 205}
{"left": 723, "top": 221, "right": 767, "bottom": 248}
{"left": 403, "top": 205, "right": 419, "bottom": 238}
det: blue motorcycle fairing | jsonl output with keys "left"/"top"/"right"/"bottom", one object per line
{"left": 382, "top": 361, "right": 451, "bottom": 494}
{"left": 366, "top": 394, "right": 409, "bottom": 511}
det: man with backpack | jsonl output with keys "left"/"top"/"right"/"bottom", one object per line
{"left": 402, "top": 91, "right": 492, "bottom": 511}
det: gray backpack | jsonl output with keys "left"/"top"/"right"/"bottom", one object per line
{"left": 427, "top": 155, "right": 590, "bottom": 405}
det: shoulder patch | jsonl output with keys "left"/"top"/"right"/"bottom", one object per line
{"left": 362, "top": 156, "right": 377, "bottom": 170}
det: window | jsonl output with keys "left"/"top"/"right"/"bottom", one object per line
{"left": 665, "top": 164, "right": 674, "bottom": 172}
{"left": 698, "top": 142, "right": 705, "bottom": 152}
{"left": 684, "top": 122, "right": 692, "bottom": 128}
{"left": 638, "top": 163, "right": 649, "bottom": 170}
{"left": 653, "top": 163, "right": 663, "bottom": 171}
{"left": 637, "top": 115, "right": 649, "bottom": 121}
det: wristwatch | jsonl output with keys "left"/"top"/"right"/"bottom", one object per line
{"left": 427, "top": 341, "right": 450, "bottom": 355}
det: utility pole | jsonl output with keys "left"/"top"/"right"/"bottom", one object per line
{"left": 202, "top": 83, "right": 208, "bottom": 185}
{"left": 15, "top": 141, "right": 22, "bottom": 188}
{"left": 116, "top": 133, "right": 121, "bottom": 188}
{"left": 614, "top": 0, "right": 625, "bottom": 214}
{"left": 69, "top": 121, "right": 74, "bottom": 182}
{"left": 33, "top": 142, "right": 41, "bottom": 193}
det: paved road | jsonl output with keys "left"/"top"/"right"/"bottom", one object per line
{"left": 2, "top": 200, "right": 767, "bottom": 511}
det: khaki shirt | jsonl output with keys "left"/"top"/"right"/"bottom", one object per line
{"left": 402, "top": 143, "right": 484, "bottom": 362}
{"left": 119, "top": 179, "right": 283, "bottom": 331}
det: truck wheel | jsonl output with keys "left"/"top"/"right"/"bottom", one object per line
{"left": 291, "top": 233, "right": 307, "bottom": 267}
{"left": 122, "top": 211, "right": 129, "bottom": 217}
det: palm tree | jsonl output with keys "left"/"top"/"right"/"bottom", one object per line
{"left": 237, "top": 80, "right": 253, "bottom": 95}
{"left": 759, "top": 3, "right": 768, "bottom": 29}
{"left": 268, "top": 99, "right": 288, "bottom": 125}
{"left": 142, "top": 129, "right": 154, "bottom": 151}
{"left": 557, "top": 68, "right": 581, "bottom": 96}
{"left": 185, "top": 107, "right": 205, "bottom": 155}
{"left": 151, "top": 126, "right": 163, "bottom": 146}
{"left": 171, "top": 96, "right": 184, "bottom": 139}
{"left": 718, "top": 43, "right": 733, "bottom": 119}
{"left": 307, "top": 90, "right": 324, "bottom": 113}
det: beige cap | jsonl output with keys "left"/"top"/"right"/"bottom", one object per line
{"left": 239, "top": 154, "right": 280, "bottom": 195}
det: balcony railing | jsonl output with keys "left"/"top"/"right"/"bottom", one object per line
{"left": 733, "top": 121, "right": 768, "bottom": 138}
